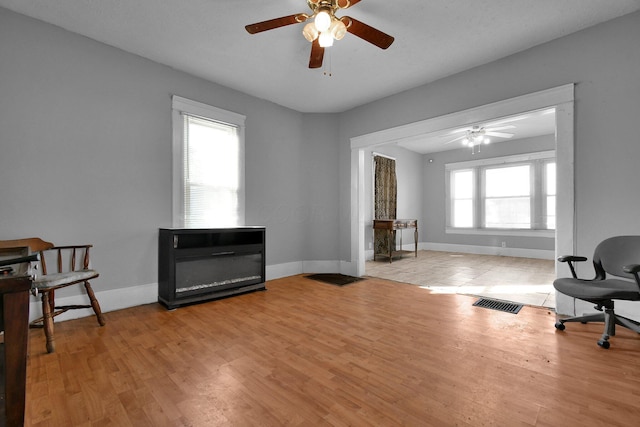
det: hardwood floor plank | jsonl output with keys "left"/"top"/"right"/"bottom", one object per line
{"left": 25, "top": 274, "right": 640, "bottom": 426}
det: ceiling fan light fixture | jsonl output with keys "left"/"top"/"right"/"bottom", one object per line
{"left": 302, "top": 22, "right": 319, "bottom": 42}
{"left": 245, "top": 0, "right": 394, "bottom": 69}
{"left": 319, "top": 31, "right": 334, "bottom": 47}
{"left": 329, "top": 19, "right": 347, "bottom": 40}
{"left": 314, "top": 10, "right": 332, "bottom": 32}
{"left": 484, "top": 138, "right": 490, "bottom": 144}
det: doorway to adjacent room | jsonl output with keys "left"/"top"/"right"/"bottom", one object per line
{"left": 350, "top": 85, "right": 575, "bottom": 308}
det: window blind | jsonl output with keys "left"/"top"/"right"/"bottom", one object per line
{"left": 183, "top": 114, "right": 240, "bottom": 227}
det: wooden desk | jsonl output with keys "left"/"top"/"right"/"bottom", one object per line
{"left": 373, "top": 219, "right": 418, "bottom": 263}
{"left": 0, "top": 247, "right": 33, "bottom": 427}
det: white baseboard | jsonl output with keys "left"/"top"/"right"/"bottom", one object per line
{"left": 367, "top": 243, "right": 554, "bottom": 260}
{"left": 266, "top": 261, "right": 303, "bottom": 281}
{"left": 38, "top": 262, "right": 347, "bottom": 323}
{"left": 33, "top": 244, "right": 554, "bottom": 324}
{"left": 422, "top": 242, "right": 554, "bottom": 260}
{"left": 266, "top": 260, "right": 348, "bottom": 281}
{"left": 302, "top": 260, "right": 341, "bottom": 274}
{"left": 339, "top": 260, "right": 356, "bottom": 276}
{"left": 28, "top": 282, "right": 157, "bottom": 323}
{"left": 365, "top": 249, "right": 374, "bottom": 260}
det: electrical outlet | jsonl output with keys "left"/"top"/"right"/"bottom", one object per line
{"left": 368, "top": 242, "right": 372, "bottom": 249}
{"left": 501, "top": 241, "right": 506, "bottom": 248}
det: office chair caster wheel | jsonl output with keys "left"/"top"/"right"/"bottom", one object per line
{"left": 554, "top": 321, "right": 565, "bottom": 330}
{"left": 597, "top": 340, "right": 610, "bottom": 349}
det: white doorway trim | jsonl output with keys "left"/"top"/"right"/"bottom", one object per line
{"left": 349, "top": 84, "right": 575, "bottom": 277}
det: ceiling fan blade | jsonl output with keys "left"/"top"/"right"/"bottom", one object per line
{"left": 485, "top": 125, "right": 515, "bottom": 132}
{"left": 337, "top": 0, "right": 362, "bottom": 8}
{"left": 484, "top": 115, "right": 530, "bottom": 127}
{"left": 340, "top": 16, "right": 394, "bottom": 49}
{"left": 442, "top": 126, "right": 471, "bottom": 136}
{"left": 245, "top": 14, "right": 307, "bottom": 34}
{"left": 484, "top": 131, "right": 514, "bottom": 138}
{"left": 309, "top": 38, "right": 325, "bottom": 68}
{"left": 444, "top": 135, "right": 467, "bottom": 144}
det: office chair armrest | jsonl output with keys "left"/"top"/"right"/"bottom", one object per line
{"left": 623, "top": 264, "right": 640, "bottom": 274}
{"left": 557, "top": 255, "right": 587, "bottom": 263}
{"left": 623, "top": 264, "right": 640, "bottom": 287}
{"left": 557, "top": 255, "right": 587, "bottom": 279}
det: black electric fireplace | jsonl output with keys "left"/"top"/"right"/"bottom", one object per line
{"left": 158, "top": 227, "right": 266, "bottom": 309}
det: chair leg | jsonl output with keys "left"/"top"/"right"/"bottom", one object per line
{"left": 84, "top": 280, "right": 106, "bottom": 326}
{"left": 595, "top": 307, "right": 617, "bottom": 349}
{"left": 615, "top": 315, "right": 640, "bottom": 333}
{"left": 604, "top": 307, "right": 616, "bottom": 337}
{"left": 556, "top": 303, "right": 638, "bottom": 349}
{"left": 41, "top": 292, "right": 56, "bottom": 353}
{"left": 560, "top": 312, "right": 606, "bottom": 324}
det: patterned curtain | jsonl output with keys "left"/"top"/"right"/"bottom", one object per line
{"left": 374, "top": 155, "right": 397, "bottom": 255}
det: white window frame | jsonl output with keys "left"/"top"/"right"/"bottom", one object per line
{"left": 171, "top": 95, "right": 246, "bottom": 228}
{"left": 445, "top": 150, "right": 555, "bottom": 237}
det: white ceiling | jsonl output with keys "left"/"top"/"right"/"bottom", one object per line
{"left": 2, "top": 0, "right": 640, "bottom": 114}
{"left": 396, "top": 108, "right": 557, "bottom": 154}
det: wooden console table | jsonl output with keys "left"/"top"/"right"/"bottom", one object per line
{"left": 373, "top": 219, "right": 418, "bottom": 263}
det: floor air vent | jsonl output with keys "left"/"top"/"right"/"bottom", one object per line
{"left": 473, "top": 298, "right": 523, "bottom": 314}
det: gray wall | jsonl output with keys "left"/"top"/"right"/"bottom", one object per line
{"left": 422, "top": 135, "right": 555, "bottom": 251}
{"left": 338, "top": 11, "right": 640, "bottom": 274}
{"left": 0, "top": 8, "right": 339, "bottom": 303}
{"left": 299, "top": 113, "right": 340, "bottom": 261}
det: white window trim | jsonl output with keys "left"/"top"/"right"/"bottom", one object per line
{"left": 445, "top": 150, "right": 556, "bottom": 237}
{"left": 445, "top": 150, "right": 555, "bottom": 171}
{"left": 171, "top": 95, "right": 246, "bottom": 228}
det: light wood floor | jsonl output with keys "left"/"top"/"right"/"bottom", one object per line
{"left": 367, "top": 250, "right": 557, "bottom": 308}
{"left": 25, "top": 275, "right": 640, "bottom": 426}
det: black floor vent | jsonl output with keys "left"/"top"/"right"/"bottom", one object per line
{"left": 473, "top": 298, "right": 523, "bottom": 314}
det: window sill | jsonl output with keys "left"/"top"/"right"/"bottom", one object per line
{"left": 446, "top": 228, "right": 555, "bottom": 238}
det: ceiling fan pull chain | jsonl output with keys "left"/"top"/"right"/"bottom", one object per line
{"left": 323, "top": 49, "right": 332, "bottom": 77}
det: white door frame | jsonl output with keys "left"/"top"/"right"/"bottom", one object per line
{"left": 349, "top": 84, "right": 575, "bottom": 277}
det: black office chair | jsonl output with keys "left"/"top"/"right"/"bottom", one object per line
{"left": 554, "top": 236, "right": 640, "bottom": 348}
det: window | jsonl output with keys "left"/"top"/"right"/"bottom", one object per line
{"left": 172, "top": 96, "right": 245, "bottom": 227}
{"left": 451, "top": 169, "right": 474, "bottom": 227}
{"left": 484, "top": 164, "right": 531, "bottom": 228}
{"left": 446, "top": 151, "right": 555, "bottom": 234}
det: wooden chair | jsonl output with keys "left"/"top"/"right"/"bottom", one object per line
{"left": 0, "top": 238, "right": 105, "bottom": 353}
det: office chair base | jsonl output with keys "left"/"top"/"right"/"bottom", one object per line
{"left": 555, "top": 308, "right": 640, "bottom": 349}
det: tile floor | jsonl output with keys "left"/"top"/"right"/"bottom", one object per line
{"left": 365, "top": 250, "right": 556, "bottom": 308}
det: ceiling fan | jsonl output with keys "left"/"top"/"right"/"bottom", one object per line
{"left": 443, "top": 124, "right": 516, "bottom": 146}
{"left": 245, "top": 0, "right": 395, "bottom": 69}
